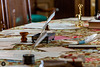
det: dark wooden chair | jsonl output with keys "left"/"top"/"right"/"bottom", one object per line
{"left": 0, "top": 0, "right": 5, "bottom": 30}
{"left": 0, "top": 0, "right": 54, "bottom": 29}
{"left": 1, "top": 0, "right": 31, "bottom": 29}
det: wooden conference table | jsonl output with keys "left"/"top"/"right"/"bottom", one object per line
{"left": 0, "top": 17, "right": 100, "bottom": 67}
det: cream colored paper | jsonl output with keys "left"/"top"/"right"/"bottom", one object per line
{"left": 62, "top": 17, "right": 95, "bottom": 21}
{"left": 0, "top": 50, "right": 60, "bottom": 60}
{"left": 0, "top": 42, "right": 15, "bottom": 49}
{"left": 37, "top": 47, "right": 76, "bottom": 53}
{"left": 68, "top": 45, "right": 100, "bottom": 47}
{"left": 1, "top": 29, "right": 42, "bottom": 36}
{"left": 21, "top": 23, "right": 79, "bottom": 30}
{"left": 0, "top": 37, "right": 31, "bottom": 42}
{"left": 6, "top": 65, "right": 30, "bottom": 67}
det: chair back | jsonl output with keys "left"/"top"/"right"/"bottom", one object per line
{"left": 2, "top": 0, "right": 31, "bottom": 28}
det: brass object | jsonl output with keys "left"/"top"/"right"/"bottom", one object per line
{"left": 76, "top": 20, "right": 83, "bottom": 27}
{"left": 20, "top": 32, "right": 28, "bottom": 42}
{"left": 76, "top": 4, "right": 83, "bottom": 27}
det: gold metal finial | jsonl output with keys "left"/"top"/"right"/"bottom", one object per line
{"left": 78, "top": 4, "right": 83, "bottom": 18}
{"left": 76, "top": 4, "right": 83, "bottom": 27}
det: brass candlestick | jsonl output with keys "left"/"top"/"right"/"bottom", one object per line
{"left": 76, "top": 4, "right": 83, "bottom": 27}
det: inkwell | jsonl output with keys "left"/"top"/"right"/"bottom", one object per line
{"left": 23, "top": 11, "right": 56, "bottom": 65}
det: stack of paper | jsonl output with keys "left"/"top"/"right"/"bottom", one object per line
{"left": 0, "top": 50, "right": 60, "bottom": 60}
{"left": 62, "top": 17, "right": 95, "bottom": 21}
{"left": 6, "top": 65, "right": 29, "bottom": 67}
{"left": 37, "top": 47, "right": 76, "bottom": 53}
{"left": 0, "top": 37, "right": 32, "bottom": 42}
{"left": 1, "top": 29, "right": 42, "bottom": 36}
{"left": 21, "top": 23, "right": 79, "bottom": 30}
{"left": 0, "top": 42, "right": 15, "bottom": 49}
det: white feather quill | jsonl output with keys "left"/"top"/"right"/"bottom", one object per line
{"left": 34, "top": 11, "right": 56, "bottom": 48}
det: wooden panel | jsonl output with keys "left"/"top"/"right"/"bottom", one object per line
{"left": 75, "top": 0, "right": 91, "bottom": 16}
{"left": 0, "top": 0, "right": 2, "bottom": 31}
{"left": 37, "top": 0, "right": 54, "bottom": 17}
{"left": 98, "top": 0, "right": 100, "bottom": 12}
{"left": 54, "top": 0, "right": 75, "bottom": 19}
{"left": 0, "top": 0, "right": 2, "bottom": 21}
{"left": 5, "top": 0, "right": 28, "bottom": 28}
{"left": 0, "top": 0, "right": 3, "bottom": 31}
{"left": 75, "top": 0, "right": 85, "bottom": 16}
{"left": 84, "top": 0, "right": 91, "bottom": 16}
{"left": 30, "top": 0, "right": 54, "bottom": 17}
{"left": 91, "top": 0, "right": 95, "bottom": 16}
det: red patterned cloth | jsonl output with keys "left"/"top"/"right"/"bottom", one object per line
{"left": 54, "top": 36, "right": 71, "bottom": 40}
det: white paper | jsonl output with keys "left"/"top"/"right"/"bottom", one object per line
{"left": 0, "top": 38, "right": 21, "bottom": 42}
{"left": 21, "top": 23, "right": 79, "bottom": 30}
{"left": 89, "top": 20, "right": 100, "bottom": 22}
{"left": 1, "top": 29, "right": 42, "bottom": 36}
{"left": 0, "top": 37, "right": 31, "bottom": 42}
{"left": 37, "top": 47, "right": 76, "bottom": 53}
{"left": 0, "top": 42, "right": 15, "bottom": 49}
{"left": 63, "top": 17, "right": 95, "bottom": 21}
{"left": 6, "top": 65, "right": 30, "bottom": 67}
{"left": 68, "top": 45, "right": 100, "bottom": 48}
{"left": 0, "top": 50, "right": 60, "bottom": 60}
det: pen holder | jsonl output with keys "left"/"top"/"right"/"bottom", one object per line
{"left": 23, "top": 54, "right": 35, "bottom": 65}
{"left": 20, "top": 32, "right": 28, "bottom": 42}
{"left": 32, "top": 33, "right": 55, "bottom": 43}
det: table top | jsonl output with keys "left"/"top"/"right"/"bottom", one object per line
{"left": 0, "top": 17, "right": 100, "bottom": 67}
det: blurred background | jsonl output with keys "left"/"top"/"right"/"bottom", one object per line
{"left": 30, "top": 0, "right": 100, "bottom": 18}
{"left": 0, "top": 0, "right": 99, "bottom": 29}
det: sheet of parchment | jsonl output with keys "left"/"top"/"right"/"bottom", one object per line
{"left": 0, "top": 50, "right": 60, "bottom": 60}
{"left": 21, "top": 23, "right": 78, "bottom": 30}
{"left": 37, "top": 47, "right": 76, "bottom": 53}
{"left": 0, "top": 42, "right": 16, "bottom": 49}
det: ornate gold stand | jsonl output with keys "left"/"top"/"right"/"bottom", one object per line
{"left": 76, "top": 4, "right": 83, "bottom": 27}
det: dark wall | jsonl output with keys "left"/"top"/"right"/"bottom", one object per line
{"left": 84, "top": 0, "right": 91, "bottom": 16}
{"left": 95, "top": 0, "right": 98, "bottom": 15}
{"left": 54, "top": 0, "right": 75, "bottom": 19}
